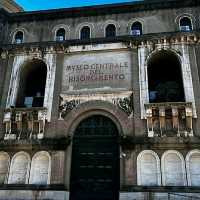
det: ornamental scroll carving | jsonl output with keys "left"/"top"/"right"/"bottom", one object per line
{"left": 112, "top": 93, "right": 133, "bottom": 116}
{"left": 59, "top": 92, "right": 133, "bottom": 119}
{"left": 59, "top": 98, "right": 81, "bottom": 119}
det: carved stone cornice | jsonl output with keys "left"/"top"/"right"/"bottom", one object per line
{"left": 145, "top": 102, "right": 193, "bottom": 109}
{"left": 0, "top": 31, "right": 200, "bottom": 53}
{"left": 59, "top": 91, "right": 133, "bottom": 119}
{"left": 0, "top": 137, "right": 70, "bottom": 150}
{"left": 137, "top": 32, "right": 199, "bottom": 47}
{"left": 2, "top": 0, "right": 199, "bottom": 23}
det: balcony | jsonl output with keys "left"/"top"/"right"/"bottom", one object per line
{"left": 131, "top": 29, "right": 141, "bottom": 36}
{"left": 145, "top": 102, "right": 193, "bottom": 137}
{"left": 3, "top": 107, "right": 47, "bottom": 140}
{"left": 180, "top": 25, "right": 191, "bottom": 32}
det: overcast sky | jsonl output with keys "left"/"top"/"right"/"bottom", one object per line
{"left": 15, "top": 0, "right": 141, "bottom": 11}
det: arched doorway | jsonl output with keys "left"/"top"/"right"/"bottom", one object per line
{"left": 70, "top": 115, "right": 120, "bottom": 200}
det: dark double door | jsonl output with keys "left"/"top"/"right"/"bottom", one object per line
{"left": 70, "top": 115, "right": 120, "bottom": 200}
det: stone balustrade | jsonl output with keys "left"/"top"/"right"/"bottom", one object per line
{"left": 145, "top": 102, "right": 193, "bottom": 137}
{"left": 3, "top": 107, "right": 47, "bottom": 140}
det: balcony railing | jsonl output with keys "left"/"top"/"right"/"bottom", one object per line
{"left": 3, "top": 107, "right": 47, "bottom": 140}
{"left": 144, "top": 102, "right": 193, "bottom": 137}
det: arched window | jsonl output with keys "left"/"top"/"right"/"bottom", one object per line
{"left": 186, "top": 150, "right": 200, "bottom": 186}
{"left": 56, "top": 28, "right": 65, "bottom": 41}
{"left": 147, "top": 50, "right": 185, "bottom": 103}
{"left": 16, "top": 59, "right": 47, "bottom": 108}
{"left": 161, "top": 150, "right": 187, "bottom": 186}
{"left": 8, "top": 152, "right": 30, "bottom": 184}
{"left": 0, "top": 152, "right": 10, "bottom": 184}
{"left": 105, "top": 24, "right": 116, "bottom": 38}
{"left": 131, "top": 21, "right": 142, "bottom": 36}
{"left": 137, "top": 150, "right": 161, "bottom": 186}
{"left": 14, "top": 31, "right": 24, "bottom": 44}
{"left": 80, "top": 26, "right": 90, "bottom": 40}
{"left": 180, "top": 17, "right": 192, "bottom": 31}
{"left": 29, "top": 151, "right": 50, "bottom": 185}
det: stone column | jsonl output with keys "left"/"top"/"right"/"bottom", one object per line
{"left": 43, "top": 52, "right": 57, "bottom": 122}
{"left": 177, "top": 43, "right": 197, "bottom": 118}
{"left": 138, "top": 44, "right": 149, "bottom": 119}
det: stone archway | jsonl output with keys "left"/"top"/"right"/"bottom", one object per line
{"left": 147, "top": 50, "right": 185, "bottom": 103}
{"left": 16, "top": 58, "right": 47, "bottom": 108}
{"left": 70, "top": 115, "right": 120, "bottom": 200}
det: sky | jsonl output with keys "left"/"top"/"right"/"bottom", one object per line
{"left": 15, "top": 0, "right": 140, "bottom": 11}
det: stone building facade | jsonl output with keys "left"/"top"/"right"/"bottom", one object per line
{"left": 0, "top": 0, "right": 200, "bottom": 199}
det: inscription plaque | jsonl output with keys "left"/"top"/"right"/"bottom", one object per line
{"left": 8, "top": 154, "right": 29, "bottom": 184}
{"left": 164, "top": 154, "right": 184, "bottom": 186}
{"left": 189, "top": 155, "right": 200, "bottom": 186}
{"left": 140, "top": 154, "right": 159, "bottom": 186}
{"left": 62, "top": 51, "right": 132, "bottom": 92}
{"left": 30, "top": 155, "right": 49, "bottom": 184}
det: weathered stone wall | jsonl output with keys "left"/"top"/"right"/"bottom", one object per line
{"left": 0, "top": 191, "right": 200, "bottom": 200}
{"left": 2, "top": 5, "right": 200, "bottom": 44}
{"left": 0, "top": 191, "right": 69, "bottom": 200}
{"left": 0, "top": 1, "right": 200, "bottom": 199}
{"left": 120, "top": 192, "right": 200, "bottom": 200}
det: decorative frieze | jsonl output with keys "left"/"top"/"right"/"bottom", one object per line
{"left": 3, "top": 107, "right": 47, "bottom": 140}
{"left": 112, "top": 93, "right": 133, "bottom": 116}
{"left": 59, "top": 92, "right": 133, "bottom": 119}
{"left": 59, "top": 99, "right": 81, "bottom": 118}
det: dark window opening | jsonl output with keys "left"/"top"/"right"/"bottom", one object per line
{"left": 105, "top": 24, "right": 116, "bottom": 38}
{"left": 56, "top": 28, "right": 65, "bottom": 41}
{"left": 148, "top": 50, "right": 185, "bottom": 103}
{"left": 180, "top": 17, "right": 192, "bottom": 32}
{"left": 131, "top": 22, "right": 142, "bottom": 36}
{"left": 16, "top": 59, "right": 47, "bottom": 108}
{"left": 80, "top": 26, "right": 90, "bottom": 40}
{"left": 14, "top": 31, "right": 23, "bottom": 44}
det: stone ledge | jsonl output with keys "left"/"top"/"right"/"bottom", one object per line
{"left": 1, "top": 30, "right": 200, "bottom": 52}
{"left": 121, "top": 185, "right": 200, "bottom": 193}
{"left": 0, "top": 137, "right": 71, "bottom": 150}
{"left": 120, "top": 136, "right": 200, "bottom": 149}
{"left": 0, "top": 189, "right": 69, "bottom": 200}
{"left": 0, "top": 184, "right": 66, "bottom": 191}
{"left": 1, "top": 0, "right": 199, "bottom": 22}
